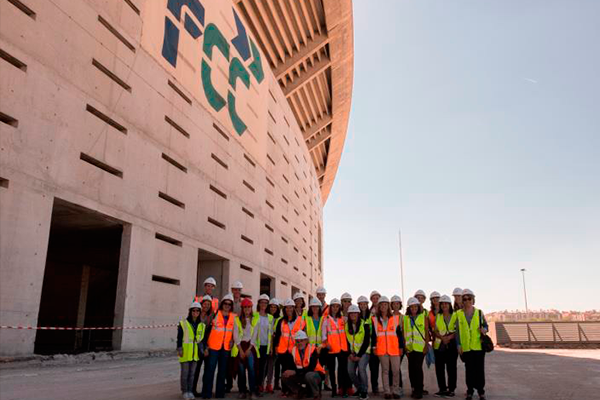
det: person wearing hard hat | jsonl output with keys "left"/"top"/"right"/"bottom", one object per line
{"left": 231, "top": 281, "right": 244, "bottom": 315}
{"left": 368, "top": 290, "right": 381, "bottom": 395}
{"left": 254, "top": 294, "right": 274, "bottom": 394}
{"left": 432, "top": 295, "right": 458, "bottom": 398}
{"left": 390, "top": 295, "right": 403, "bottom": 318}
{"left": 428, "top": 291, "right": 441, "bottom": 339}
{"left": 371, "top": 296, "right": 403, "bottom": 400}
{"left": 455, "top": 289, "right": 488, "bottom": 400}
{"left": 274, "top": 298, "right": 307, "bottom": 396}
{"left": 321, "top": 298, "right": 351, "bottom": 397}
{"left": 265, "top": 298, "right": 282, "bottom": 393}
{"left": 316, "top": 287, "right": 329, "bottom": 316}
{"left": 356, "top": 296, "right": 371, "bottom": 323}
{"left": 192, "top": 296, "right": 216, "bottom": 397}
{"left": 340, "top": 293, "right": 353, "bottom": 317}
{"left": 232, "top": 298, "right": 259, "bottom": 399}
{"left": 199, "top": 277, "right": 220, "bottom": 314}
{"left": 414, "top": 290, "right": 427, "bottom": 313}
{"left": 177, "top": 301, "right": 205, "bottom": 400}
{"left": 201, "top": 294, "right": 236, "bottom": 399}
{"left": 346, "top": 304, "right": 371, "bottom": 400}
{"left": 403, "top": 297, "right": 431, "bottom": 399}
{"left": 452, "top": 288, "right": 463, "bottom": 311}
{"left": 293, "top": 292, "right": 307, "bottom": 318}
{"left": 305, "top": 298, "right": 324, "bottom": 347}
{"left": 281, "top": 330, "right": 326, "bottom": 400}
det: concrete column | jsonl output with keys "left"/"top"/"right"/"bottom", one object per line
{"left": 0, "top": 183, "right": 54, "bottom": 356}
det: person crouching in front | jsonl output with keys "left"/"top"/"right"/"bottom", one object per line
{"left": 282, "top": 330, "right": 326, "bottom": 400}
{"left": 178, "top": 301, "right": 205, "bottom": 399}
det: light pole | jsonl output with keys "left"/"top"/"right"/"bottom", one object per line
{"left": 520, "top": 268, "right": 529, "bottom": 315}
{"left": 398, "top": 230, "right": 405, "bottom": 302}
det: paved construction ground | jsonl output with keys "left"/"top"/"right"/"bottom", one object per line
{"left": 1, "top": 349, "right": 599, "bottom": 400}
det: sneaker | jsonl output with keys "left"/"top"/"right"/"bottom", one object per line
{"left": 434, "top": 391, "right": 447, "bottom": 398}
{"left": 359, "top": 392, "right": 369, "bottom": 400}
{"left": 446, "top": 392, "right": 455, "bottom": 397}
{"left": 182, "top": 393, "right": 189, "bottom": 400}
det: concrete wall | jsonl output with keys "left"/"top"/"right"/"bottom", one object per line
{"left": 0, "top": 0, "right": 323, "bottom": 355}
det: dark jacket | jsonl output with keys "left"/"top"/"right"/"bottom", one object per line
{"left": 176, "top": 315, "right": 211, "bottom": 350}
{"left": 280, "top": 347, "right": 323, "bottom": 378}
{"left": 346, "top": 320, "right": 371, "bottom": 358}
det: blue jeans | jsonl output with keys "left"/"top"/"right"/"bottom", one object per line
{"left": 238, "top": 351, "right": 257, "bottom": 394}
{"left": 202, "top": 349, "right": 230, "bottom": 398}
{"left": 347, "top": 354, "right": 370, "bottom": 393}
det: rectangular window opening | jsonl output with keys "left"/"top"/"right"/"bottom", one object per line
{"left": 92, "top": 59, "right": 132, "bottom": 92}
{"left": 209, "top": 184, "right": 227, "bottom": 199}
{"left": 0, "top": 177, "right": 9, "bottom": 189}
{"left": 281, "top": 236, "right": 288, "bottom": 244}
{"left": 97, "top": 15, "right": 136, "bottom": 52}
{"left": 282, "top": 215, "right": 288, "bottom": 223}
{"left": 282, "top": 194, "right": 289, "bottom": 204}
{"left": 264, "top": 248, "right": 274, "bottom": 256}
{"left": 284, "top": 116, "right": 290, "bottom": 127}
{"left": 80, "top": 153, "right": 123, "bottom": 178}
{"left": 266, "top": 154, "right": 276, "bottom": 166}
{"left": 161, "top": 153, "right": 187, "bottom": 173}
{"left": 282, "top": 281, "right": 288, "bottom": 286}
{"left": 158, "top": 191, "right": 185, "bottom": 209}
{"left": 7, "top": 0, "right": 36, "bottom": 19}
{"left": 266, "top": 176, "right": 275, "bottom": 188}
{"left": 267, "top": 131, "right": 276, "bottom": 145}
{"left": 242, "top": 207, "right": 254, "bottom": 219}
{"left": 211, "top": 153, "right": 228, "bottom": 170}
{"left": 0, "top": 48, "right": 27, "bottom": 71}
{"left": 265, "top": 200, "right": 274, "bottom": 210}
{"left": 155, "top": 232, "right": 182, "bottom": 247}
{"left": 240, "top": 264, "right": 253, "bottom": 272}
{"left": 152, "top": 275, "right": 180, "bottom": 286}
{"left": 213, "top": 123, "right": 229, "bottom": 141}
{"left": 283, "top": 154, "right": 290, "bottom": 165}
{"left": 164, "top": 115, "right": 190, "bottom": 138}
{"left": 265, "top": 223, "right": 274, "bottom": 232}
{"left": 242, "top": 180, "right": 255, "bottom": 192}
{"left": 168, "top": 80, "right": 192, "bottom": 105}
{"left": 269, "top": 90, "right": 277, "bottom": 103}
{"left": 123, "top": 0, "right": 140, "bottom": 15}
{"left": 281, "top": 258, "right": 288, "bottom": 265}
{"left": 241, "top": 235, "right": 254, "bottom": 245}
{"left": 0, "top": 111, "right": 18, "bottom": 128}
{"left": 283, "top": 135, "right": 290, "bottom": 146}
{"left": 268, "top": 111, "right": 276, "bottom": 123}
{"left": 293, "top": 266, "right": 299, "bottom": 272}
{"left": 243, "top": 153, "right": 256, "bottom": 167}
{"left": 282, "top": 174, "right": 289, "bottom": 184}
{"left": 207, "top": 217, "right": 226, "bottom": 230}
{"left": 86, "top": 104, "right": 127, "bottom": 133}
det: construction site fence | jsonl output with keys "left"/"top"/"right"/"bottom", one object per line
{"left": 490, "top": 321, "right": 600, "bottom": 346}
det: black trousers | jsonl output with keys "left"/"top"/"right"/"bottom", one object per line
{"left": 326, "top": 351, "right": 350, "bottom": 393}
{"left": 407, "top": 351, "right": 425, "bottom": 394}
{"left": 192, "top": 351, "right": 206, "bottom": 395}
{"left": 369, "top": 351, "right": 380, "bottom": 392}
{"left": 434, "top": 347, "right": 458, "bottom": 392}
{"left": 257, "top": 345, "right": 269, "bottom": 388}
{"left": 463, "top": 350, "right": 485, "bottom": 395}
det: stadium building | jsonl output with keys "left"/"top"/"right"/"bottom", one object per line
{"left": 0, "top": 0, "right": 353, "bottom": 355}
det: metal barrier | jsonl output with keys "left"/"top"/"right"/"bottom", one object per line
{"left": 494, "top": 321, "right": 600, "bottom": 345}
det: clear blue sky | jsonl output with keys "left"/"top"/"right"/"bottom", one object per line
{"left": 323, "top": 0, "right": 600, "bottom": 312}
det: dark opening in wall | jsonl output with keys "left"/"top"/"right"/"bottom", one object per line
{"left": 98, "top": 15, "right": 136, "bottom": 52}
{"left": 240, "top": 264, "right": 253, "bottom": 272}
{"left": 0, "top": 111, "right": 18, "bottom": 128}
{"left": 264, "top": 248, "right": 274, "bottom": 256}
{"left": 266, "top": 176, "right": 275, "bottom": 187}
{"left": 168, "top": 80, "right": 192, "bottom": 105}
{"left": 265, "top": 200, "right": 274, "bottom": 210}
{"left": 92, "top": 59, "right": 132, "bottom": 92}
{"left": 242, "top": 180, "right": 255, "bottom": 192}
{"left": 265, "top": 223, "right": 274, "bottom": 233}
{"left": 209, "top": 184, "right": 227, "bottom": 199}
{"left": 213, "top": 123, "right": 229, "bottom": 141}
{"left": 242, "top": 207, "right": 254, "bottom": 218}
{"left": 86, "top": 104, "right": 127, "bottom": 134}
{"left": 243, "top": 153, "right": 256, "bottom": 167}
{"left": 155, "top": 232, "right": 182, "bottom": 247}
{"left": 241, "top": 235, "right": 254, "bottom": 245}
{"left": 207, "top": 217, "right": 226, "bottom": 230}
{"left": 123, "top": 0, "right": 140, "bottom": 15}
{"left": 158, "top": 191, "right": 185, "bottom": 209}
{"left": 165, "top": 115, "right": 190, "bottom": 138}
{"left": 161, "top": 153, "right": 187, "bottom": 173}
{"left": 211, "top": 153, "right": 228, "bottom": 169}
{"left": 0, "top": 177, "right": 9, "bottom": 189}
{"left": 7, "top": 0, "right": 36, "bottom": 19}
{"left": 152, "top": 275, "right": 180, "bottom": 286}
{"left": 0, "top": 48, "right": 27, "bottom": 71}
{"left": 80, "top": 153, "right": 123, "bottom": 178}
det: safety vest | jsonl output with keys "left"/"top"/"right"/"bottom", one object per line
{"left": 345, "top": 320, "right": 370, "bottom": 355}
{"left": 322, "top": 304, "right": 329, "bottom": 317}
{"left": 179, "top": 319, "right": 205, "bottom": 363}
{"left": 305, "top": 315, "right": 324, "bottom": 345}
{"left": 433, "top": 313, "right": 456, "bottom": 350}
{"left": 211, "top": 297, "right": 219, "bottom": 314}
{"left": 208, "top": 311, "right": 236, "bottom": 351}
{"left": 254, "top": 312, "right": 274, "bottom": 354}
{"left": 292, "top": 344, "right": 325, "bottom": 374}
{"left": 324, "top": 316, "right": 348, "bottom": 354}
{"left": 456, "top": 308, "right": 482, "bottom": 352}
{"left": 403, "top": 313, "right": 426, "bottom": 353}
{"left": 277, "top": 317, "right": 306, "bottom": 354}
{"left": 372, "top": 315, "right": 401, "bottom": 356}
{"left": 231, "top": 314, "right": 260, "bottom": 358}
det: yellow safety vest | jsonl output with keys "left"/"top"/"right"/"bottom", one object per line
{"left": 433, "top": 313, "right": 456, "bottom": 350}
{"left": 345, "top": 321, "right": 370, "bottom": 354}
{"left": 305, "top": 315, "right": 324, "bottom": 345}
{"left": 456, "top": 308, "right": 482, "bottom": 352}
{"left": 403, "top": 313, "right": 426, "bottom": 352}
{"left": 231, "top": 315, "right": 260, "bottom": 358}
{"left": 179, "top": 319, "right": 205, "bottom": 363}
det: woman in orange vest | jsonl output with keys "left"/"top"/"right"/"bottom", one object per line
{"left": 201, "top": 294, "right": 236, "bottom": 399}
{"left": 371, "top": 296, "right": 403, "bottom": 399}
{"left": 321, "top": 298, "right": 350, "bottom": 397}
{"left": 274, "top": 298, "right": 306, "bottom": 396}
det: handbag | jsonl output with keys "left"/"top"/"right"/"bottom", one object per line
{"left": 479, "top": 309, "right": 494, "bottom": 353}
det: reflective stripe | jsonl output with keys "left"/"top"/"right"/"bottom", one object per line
{"left": 403, "top": 314, "right": 426, "bottom": 352}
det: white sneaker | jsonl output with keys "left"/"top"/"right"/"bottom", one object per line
{"left": 182, "top": 393, "right": 189, "bottom": 399}
{"left": 186, "top": 392, "right": 195, "bottom": 399}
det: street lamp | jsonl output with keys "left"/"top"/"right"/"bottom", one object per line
{"left": 520, "top": 268, "right": 529, "bottom": 316}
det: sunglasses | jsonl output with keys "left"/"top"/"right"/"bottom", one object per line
{"left": 462, "top": 296, "right": 473, "bottom": 301}
{"left": 223, "top": 302, "right": 232, "bottom": 307}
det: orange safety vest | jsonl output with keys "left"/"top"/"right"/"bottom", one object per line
{"left": 325, "top": 316, "right": 348, "bottom": 354}
{"left": 292, "top": 344, "right": 325, "bottom": 374}
{"left": 207, "top": 311, "right": 236, "bottom": 351}
{"left": 428, "top": 310, "right": 436, "bottom": 329}
{"left": 322, "top": 304, "right": 330, "bottom": 317}
{"left": 372, "top": 315, "right": 401, "bottom": 356}
{"left": 277, "top": 317, "right": 306, "bottom": 354}
{"left": 211, "top": 297, "right": 219, "bottom": 314}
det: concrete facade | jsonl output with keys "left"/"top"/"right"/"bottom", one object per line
{"left": 0, "top": 0, "right": 332, "bottom": 356}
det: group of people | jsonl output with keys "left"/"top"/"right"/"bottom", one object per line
{"left": 177, "top": 278, "right": 488, "bottom": 400}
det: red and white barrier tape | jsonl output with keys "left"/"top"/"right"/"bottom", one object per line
{"left": 0, "top": 324, "right": 178, "bottom": 330}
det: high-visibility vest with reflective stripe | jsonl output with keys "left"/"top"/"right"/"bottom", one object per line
{"left": 372, "top": 315, "right": 401, "bottom": 356}
{"left": 277, "top": 317, "right": 306, "bottom": 354}
{"left": 292, "top": 344, "right": 325, "bottom": 374}
{"left": 403, "top": 313, "right": 426, "bottom": 353}
{"left": 304, "top": 315, "right": 324, "bottom": 345}
{"left": 208, "top": 311, "right": 236, "bottom": 351}
{"left": 255, "top": 312, "right": 274, "bottom": 353}
{"left": 231, "top": 314, "right": 260, "bottom": 358}
{"left": 324, "top": 316, "right": 347, "bottom": 354}
{"left": 433, "top": 313, "right": 456, "bottom": 350}
{"left": 212, "top": 298, "right": 219, "bottom": 314}
{"left": 456, "top": 308, "right": 482, "bottom": 352}
{"left": 345, "top": 320, "right": 370, "bottom": 355}
{"left": 179, "top": 319, "right": 205, "bottom": 362}
{"left": 322, "top": 304, "right": 329, "bottom": 317}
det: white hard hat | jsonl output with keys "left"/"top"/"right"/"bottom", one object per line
{"left": 391, "top": 295, "right": 402, "bottom": 303}
{"left": 407, "top": 297, "right": 420, "bottom": 307}
{"left": 258, "top": 294, "right": 270, "bottom": 302}
{"left": 378, "top": 296, "right": 390, "bottom": 303}
{"left": 370, "top": 290, "right": 380, "bottom": 298}
{"left": 309, "top": 298, "right": 322, "bottom": 307}
{"left": 189, "top": 301, "right": 202, "bottom": 309}
{"left": 284, "top": 298, "right": 295, "bottom": 307}
{"left": 201, "top": 295, "right": 213, "bottom": 304}
{"left": 452, "top": 287, "right": 463, "bottom": 296}
{"left": 440, "top": 295, "right": 452, "bottom": 304}
{"left": 330, "top": 298, "right": 341, "bottom": 306}
{"left": 293, "top": 292, "right": 304, "bottom": 301}
{"left": 462, "top": 288, "right": 475, "bottom": 297}
{"left": 294, "top": 330, "right": 308, "bottom": 340}
{"left": 316, "top": 286, "right": 327, "bottom": 295}
{"left": 357, "top": 295, "right": 369, "bottom": 304}
{"left": 348, "top": 305, "right": 360, "bottom": 314}
{"left": 231, "top": 280, "right": 244, "bottom": 289}
{"left": 414, "top": 289, "right": 426, "bottom": 297}
{"left": 430, "top": 291, "right": 441, "bottom": 299}
{"left": 269, "top": 298, "right": 280, "bottom": 306}
{"left": 204, "top": 277, "right": 217, "bottom": 286}
{"left": 341, "top": 292, "right": 352, "bottom": 301}
{"left": 222, "top": 293, "right": 234, "bottom": 302}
